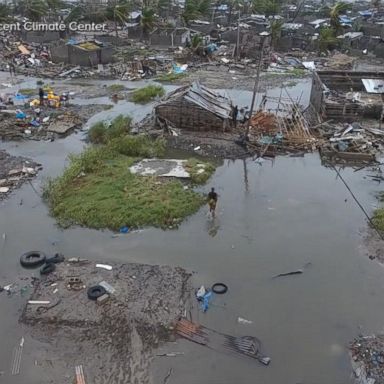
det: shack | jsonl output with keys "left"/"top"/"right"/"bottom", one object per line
{"left": 50, "top": 40, "right": 114, "bottom": 67}
{"left": 155, "top": 82, "right": 234, "bottom": 131}
{"left": 310, "top": 70, "right": 384, "bottom": 121}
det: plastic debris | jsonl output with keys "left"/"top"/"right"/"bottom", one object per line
{"left": 28, "top": 300, "right": 50, "bottom": 305}
{"left": 96, "top": 264, "right": 113, "bottom": 271}
{"left": 119, "top": 226, "right": 129, "bottom": 233}
{"left": 11, "top": 337, "right": 24, "bottom": 375}
{"left": 238, "top": 317, "right": 253, "bottom": 325}
{"left": 99, "top": 281, "right": 116, "bottom": 294}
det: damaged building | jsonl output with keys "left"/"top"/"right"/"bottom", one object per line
{"left": 50, "top": 40, "right": 115, "bottom": 67}
{"left": 155, "top": 82, "right": 234, "bottom": 132}
{"left": 310, "top": 70, "right": 384, "bottom": 121}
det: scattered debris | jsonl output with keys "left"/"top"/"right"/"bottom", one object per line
{"left": 0, "top": 151, "right": 41, "bottom": 201}
{"left": 11, "top": 337, "right": 24, "bottom": 375}
{"left": 75, "top": 365, "right": 86, "bottom": 384}
{"left": 238, "top": 317, "right": 253, "bottom": 325}
{"left": 175, "top": 318, "right": 271, "bottom": 365}
{"left": 273, "top": 269, "right": 304, "bottom": 278}
{"left": 350, "top": 334, "right": 384, "bottom": 384}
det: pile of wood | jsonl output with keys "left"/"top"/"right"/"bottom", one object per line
{"left": 248, "top": 96, "right": 319, "bottom": 151}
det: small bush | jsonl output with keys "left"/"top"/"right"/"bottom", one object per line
{"left": 109, "top": 135, "right": 165, "bottom": 157}
{"left": 108, "top": 84, "right": 125, "bottom": 92}
{"left": 156, "top": 73, "right": 187, "bottom": 83}
{"left": 88, "top": 115, "right": 131, "bottom": 144}
{"left": 131, "top": 85, "right": 165, "bottom": 104}
{"left": 88, "top": 122, "right": 106, "bottom": 144}
{"left": 185, "top": 158, "right": 215, "bottom": 184}
{"left": 19, "top": 88, "right": 36, "bottom": 96}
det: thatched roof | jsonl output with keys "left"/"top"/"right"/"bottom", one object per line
{"left": 161, "top": 82, "right": 233, "bottom": 120}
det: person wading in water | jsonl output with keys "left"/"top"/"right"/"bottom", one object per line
{"left": 208, "top": 187, "right": 218, "bottom": 218}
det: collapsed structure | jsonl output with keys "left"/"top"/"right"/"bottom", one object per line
{"left": 310, "top": 70, "right": 384, "bottom": 121}
{"left": 155, "top": 81, "right": 234, "bottom": 132}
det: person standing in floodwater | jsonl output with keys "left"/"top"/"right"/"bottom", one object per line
{"left": 39, "top": 88, "right": 44, "bottom": 106}
{"left": 208, "top": 187, "right": 218, "bottom": 218}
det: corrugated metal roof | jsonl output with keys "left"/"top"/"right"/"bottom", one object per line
{"left": 362, "top": 79, "right": 384, "bottom": 93}
{"left": 164, "top": 82, "right": 233, "bottom": 120}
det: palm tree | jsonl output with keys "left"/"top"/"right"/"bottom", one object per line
{"left": 65, "top": 5, "right": 85, "bottom": 23}
{"left": 141, "top": 7, "right": 156, "bottom": 38}
{"left": 270, "top": 19, "right": 283, "bottom": 49}
{"left": 182, "top": 0, "right": 210, "bottom": 25}
{"left": 318, "top": 26, "right": 338, "bottom": 53}
{"left": 106, "top": 0, "right": 130, "bottom": 38}
{"left": 46, "top": 0, "right": 65, "bottom": 16}
{"left": 0, "top": 4, "right": 11, "bottom": 22}
{"left": 329, "top": 2, "right": 351, "bottom": 34}
{"left": 18, "top": 0, "right": 48, "bottom": 21}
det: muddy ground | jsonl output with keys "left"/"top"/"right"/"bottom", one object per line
{"left": 21, "top": 261, "right": 191, "bottom": 384}
{"left": 0, "top": 150, "right": 41, "bottom": 200}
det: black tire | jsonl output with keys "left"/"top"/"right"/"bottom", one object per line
{"left": 87, "top": 285, "right": 107, "bottom": 300}
{"left": 46, "top": 253, "right": 65, "bottom": 264}
{"left": 211, "top": 283, "right": 228, "bottom": 294}
{"left": 20, "top": 251, "right": 46, "bottom": 268}
{"left": 40, "top": 263, "right": 56, "bottom": 275}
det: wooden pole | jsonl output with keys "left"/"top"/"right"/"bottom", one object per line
{"left": 246, "top": 35, "right": 267, "bottom": 136}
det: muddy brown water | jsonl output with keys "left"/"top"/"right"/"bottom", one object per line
{"left": 0, "top": 73, "right": 384, "bottom": 383}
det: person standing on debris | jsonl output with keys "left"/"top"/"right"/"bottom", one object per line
{"left": 208, "top": 187, "right": 218, "bottom": 218}
{"left": 232, "top": 105, "right": 239, "bottom": 127}
{"left": 39, "top": 88, "right": 44, "bottom": 106}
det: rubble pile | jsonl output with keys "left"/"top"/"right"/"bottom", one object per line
{"left": 0, "top": 150, "right": 41, "bottom": 200}
{"left": 318, "top": 122, "right": 383, "bottom": 163}
{"left": 350, "top": 335, "right": 384, "bottom": 384}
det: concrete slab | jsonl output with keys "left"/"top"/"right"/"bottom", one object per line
{"left": 129, "top": 159, "right": 191, "bottom": 178}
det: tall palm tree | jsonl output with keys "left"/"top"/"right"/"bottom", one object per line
{"left": 182, "top": 0, "right": 210, "bottom": 25}
{"left": 106, "top": 0, "right": 130, "bottom": 38}
{"left": 18, "top": 0, "right": 48, "bottom": 21}
{"left": 46, "top": 0, "right": 64, "bottom": 16}
{"left": 329, "top": 2, "right": 351, "bottom": 34}
{"left": 270, "top": 19, "right": 283, "bottom": 49}
{"left": 0, "top": 4, "right": 11, "bottom": 22}
{"left": 141, "top": 7, "right": 156, "bottom": 38}
{"left": 318, "top": 26, "right": 338, "bottom": 53}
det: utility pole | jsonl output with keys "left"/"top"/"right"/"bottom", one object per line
{"left": 236, "top": 5, "right": 241, "bottom": 61}
{"left": 246, "top": 34, "right": 267, "bottom": 136}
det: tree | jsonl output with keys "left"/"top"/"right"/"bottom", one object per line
{"left": 182, "top": 0, "right": 210, "bottom": 24}
{"left": 318, "top": 26, "right": 338, "bottom": 53}
{"left": 141, "top": 7, "right": 156, "bottom": 38}
{"left": 106, "top": 0, "right": 130, "bottom": 38}
{"left": 46, "top": 0, "right": 65, "bottom": 15}
{"left": 270, "top": 19, "right": 283, "bottom": 49}
{"left": 17, "top": 0, "right": 49, "bottom": 21}
{"left": 329, "top": 2, "right": 351, "bottom": 34}
{"left": 372, "top": 0, "right": 381, "bottom": 11}
{"left": 0, "top": 4, "right": 11, "bottom": 22}
{"left": 251, "top": 0, "right": 281, "bottom": 16}
{"left": 65, "top": 5, "right": 85, "bottom": 23}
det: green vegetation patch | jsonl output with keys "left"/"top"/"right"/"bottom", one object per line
{"left": 185, "top": 158, "right": 216, "bottom": 184}
{"left": 19, "top": 88, "right": 37, "bottom": 96}
{"left": 131, "top": 85, "right": 165, "bottom": 103}
{"left": 45, "top": 115, "right": 215, "bottom": 230}
{"left": 44, "top": 149, "right": 205, "bottom": 230}
{"left": 372, "top": 193, "right": 384, "bottom": 231}
{"left": 156, "top": 72, "right": 187, "bottom": 83}
{"left": 88, "top": 115, "right": 132, "bottom": 144}
{"left": 107, "top": 84, "right": 125, "bottom": 92}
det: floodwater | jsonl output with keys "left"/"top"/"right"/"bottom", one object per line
{"left": 0, "top": 74, "right": 383, "bottom": 384}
